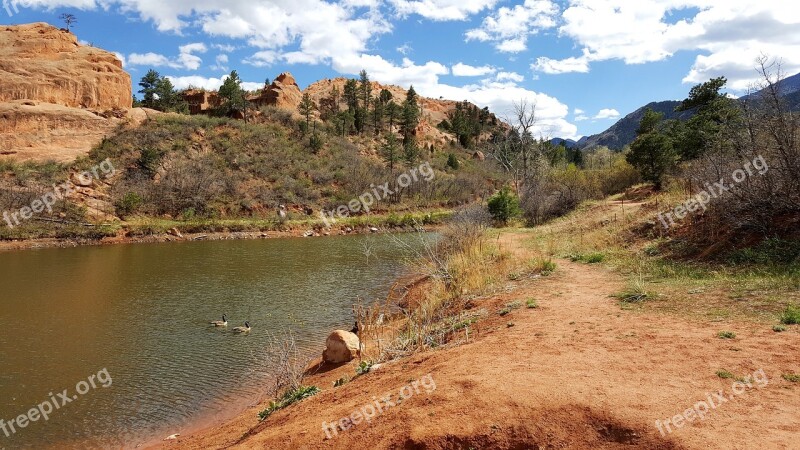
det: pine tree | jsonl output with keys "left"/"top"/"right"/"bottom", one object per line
{"left": 138, "top": 69, "right": 161, "bottom": 109}
{"left": 298, "top": 92, "right": 315, "bottom": 132}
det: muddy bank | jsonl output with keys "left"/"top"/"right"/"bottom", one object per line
{"left": 0, "top": 223, "right": 442, "bottom": 253}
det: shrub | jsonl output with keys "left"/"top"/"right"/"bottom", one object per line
{"left": 780, "top": 305, "right": 800, "bottom": 325}
{"left": 526, "top": 299, "right": 539, "bottom": 309}
{"left": 446, "top": 153, "right": 460, "bottom": 170}
{"left": 717, "top": 331, "right": 736, "bottom": 339}
{"left": 115, "top": 192, "right": 143, "bottom": 217}
{"left": 716, "top": 370, "right": 735, "bottom": 379}
{"left": 487, "top": 186, "right": 520, "bottom": 225}
{"left": 258, "top": 386, "right": 321, "bottom": 421}
{"left": 782, "top": 373, "right": 800, "bottom": 383}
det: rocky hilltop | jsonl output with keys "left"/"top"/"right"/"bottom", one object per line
{"left": 0, "top": 23, "right": 131, "bottom": 109}
{"left": 303, "top": 77, "right": 466, "bottom": 148}
{"left": 0, "top": 23, "right": 143, "bottom": 162}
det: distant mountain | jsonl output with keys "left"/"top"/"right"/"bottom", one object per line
{"left": 579, "top": 101, "right": 691, "bottom": 151}
{"left": 560, "top": 72, "right": 800, "bottom": 152}
{"left": 741, "top": 72, "right": 800, "bottom": 101}
{"left": 550, "top": 137, "right": 580, "bottom": 149}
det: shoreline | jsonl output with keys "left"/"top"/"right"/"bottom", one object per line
{"left": 0, "top": 220, "right": 447, "bottom": 253}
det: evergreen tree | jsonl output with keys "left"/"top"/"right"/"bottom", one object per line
{"left": 401, "top": 85, "right": 420, "bottom": 147}
{"left": 381, "top": 134, "right": 401, "bottom": 176}
{"left": 626, "top": 109, "right": 677, "bottom": 190}
{"left": 218, "top": 70, "right": 246, "bottom": 116}
{"left": 138, "top": 69, "right": 161, "bottom": 109}
{"left": 298, "top": 92, "right": 315, "bottom": 132}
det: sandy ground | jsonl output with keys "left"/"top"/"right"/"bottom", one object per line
{"left": 153, "top": 231, "right": 800, "bottom": 450}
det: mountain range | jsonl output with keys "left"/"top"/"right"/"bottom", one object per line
{"left": 555, "top": 72, "right": 800, "bottom": 151}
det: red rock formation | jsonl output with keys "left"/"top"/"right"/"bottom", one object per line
{"left": 249, "top": 72, "right": 304, "bottom": 111}
{"left": 0, "top": 23, "right": 131, "bottom": 109}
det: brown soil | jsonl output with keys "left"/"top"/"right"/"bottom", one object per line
{"left": 153, "top": 231, "right": 800, "bottom": 449}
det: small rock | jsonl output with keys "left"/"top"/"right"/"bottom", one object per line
{"left": 369, "top": 227, "right": 379, "bottom": 233}
{"left": 164, "top": 434, "right": 180, "bottom": 441}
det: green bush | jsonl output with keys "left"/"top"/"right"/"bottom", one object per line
{"left": 258, "top": 386, "right": 320, "bottom": 421}
{"left": 780, "top": 305, "right": 800, "bottom": 325}
{"left": 487, "top": 186, "right": 520, "bottom": 225}
{"left": 115, "top": 192, "right": 143, "bottom": 217}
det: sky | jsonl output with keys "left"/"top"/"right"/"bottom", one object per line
{"left": 4, "top": 0, "right": 799, "bottom": 139}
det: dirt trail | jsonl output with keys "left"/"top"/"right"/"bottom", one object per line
{"left": 164, "top": 232, "right": 800, "bottom": 449}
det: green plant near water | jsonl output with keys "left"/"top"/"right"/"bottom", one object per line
{"left": 717, "top": 331, "right": 736, "bottom": 339}
{"left": 355, "top": 360, "right": 374, "bottom": 375}
{"left": 780, "top": 304, "right": 800, "bottom": 325}
{"left": 258, "top": 385, "right": 321, "bottom": 421}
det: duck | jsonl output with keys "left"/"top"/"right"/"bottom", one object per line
{"left": 210, "top": 314, "right": 228, "bottom": 327}
{"left": 233, "top": 322, "right": 251, "bottom": 333}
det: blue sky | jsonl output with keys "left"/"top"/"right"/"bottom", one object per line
{"left": 5, "top": 0, "right": 798, "bottom": 139}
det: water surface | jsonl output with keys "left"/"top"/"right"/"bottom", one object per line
{"left": 0, "top": 234, "right": 423, "bottom": 448}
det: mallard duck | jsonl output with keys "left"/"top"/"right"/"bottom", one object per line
{"left": 210, "top": 315, "right": 228, "bottom": 327}
{"left": 233, "top": 322, "right": 251, "bottom": 333}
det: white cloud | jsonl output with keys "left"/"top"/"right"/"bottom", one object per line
{"left": 495, "top": 71, "right": 524, "bottom": 83}
{"left": 211, "top": 54, "right": 229, "bottom": 71}
{"left": 549, "top": 0, "right": 800, "bottom": 90}
{"left": 452, "top": 63, "right": 495, "bottom": 77}
{"left": 390, "top": 0, "right": 499, "bottom": 21}
{"left": 167, "top": 74, "right": 261, "bottom": 92}
{"left": 397, "top": 43, "right": 413, "bottom": 55}
{"left": 594, "top": 108, "right": 620, "bottom": 120}
{"left": 573, "top": 108, "right": 584, "bottom": 115}
{"left": 532, "top": 55, "right": 590, "bottom": 74}
{"left": 179, "top": 42, "right": 208, "bottom": 54}
{"left": 128, "top": 52, "right": 171, "bottom": 67}
{"left": 128, "top": 42, "right": 208, "bottom": 70}
{"left": 466, "top": 0, "right": 559, "bottom": 53}
{"left": 244, "top": 50, "right": 279, "bottom": 67}
{"left": 213, "top": 43, "right": 238, "bottom": 52}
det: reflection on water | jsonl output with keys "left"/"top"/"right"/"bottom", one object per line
{"left": 0, "top": 234, "right": 427, "bottom": 448}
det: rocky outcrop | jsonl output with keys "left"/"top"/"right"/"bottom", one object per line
{"left": 322, "top": 330, "right": 360, "bottom": 364}
{"left": 249, "top": 72, "right": 303, "bottom": 111}
{"left": 0, "top": 23, "right": 131, "bottom": 109}
{"left": 304, "top": 78, "right": 472, "bottom": 149}
{"left": 0, "top": 23, "right": 150, "bottom": 162}
{"left": 0, "top": 101, "right": 157, "bottom": 162}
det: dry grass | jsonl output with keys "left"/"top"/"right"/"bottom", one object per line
{"left": 513, "top": 185, "right": 800, "bottom": 323}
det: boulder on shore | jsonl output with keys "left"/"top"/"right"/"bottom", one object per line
{"left": 322, "top": 330, "right": 360, "bottom": 364}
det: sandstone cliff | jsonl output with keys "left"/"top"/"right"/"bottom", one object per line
{"left": 0, "top": 23, "right": 131, "bottom": 109}
{"left": 249, "top": 72, "right": 304, "bottom": 111}
{"left": 0, "top": 23, "right": 147, "bottom": 162}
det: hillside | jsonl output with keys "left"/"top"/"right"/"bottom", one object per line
{"left": 579, "top": 101, "right": 690, "bottom": 151}
{"left": 571, "top": 72, "right": 800, "bottom": 152}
